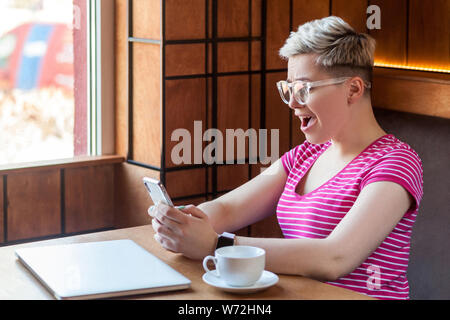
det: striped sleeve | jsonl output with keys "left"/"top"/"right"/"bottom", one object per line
{"left": 280, "top": 142, "right": 307, "bottom": 174}
{"left": 360, "top": 147, "right": 424, "bottom": 211}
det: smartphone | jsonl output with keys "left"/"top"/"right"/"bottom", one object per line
{"left": 143, "top": 177, "right": 174, "bottom": 207}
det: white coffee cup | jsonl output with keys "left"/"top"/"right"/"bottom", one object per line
{"left": 202, "top": 245, "right": 265, "bottom": 287}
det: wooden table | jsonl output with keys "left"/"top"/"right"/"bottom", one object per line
{"left": 0, "top": 225, "right": 374, "bottom": 300}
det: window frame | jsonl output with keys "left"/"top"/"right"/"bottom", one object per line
{"left": 88, "top": 0, "right": 115, "bottom": 156}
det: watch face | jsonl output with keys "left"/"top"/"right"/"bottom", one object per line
{"left": 217, "top": 233, "right": 235, "bottom": 249}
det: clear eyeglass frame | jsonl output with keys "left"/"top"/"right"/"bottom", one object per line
{"left": 276, "top": 77, "right": 372, "bottom": 105}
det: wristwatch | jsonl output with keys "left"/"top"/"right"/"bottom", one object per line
{"left": 216, "top": 232, "right": 235, "bottom": 249}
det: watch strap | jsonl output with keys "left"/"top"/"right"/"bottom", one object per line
{"left": 216, "top": 232, "right": 235, "bottom": 249}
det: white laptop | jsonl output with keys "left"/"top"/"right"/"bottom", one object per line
{"left": 15, "top": 239, "right": 191, "bottom": 300}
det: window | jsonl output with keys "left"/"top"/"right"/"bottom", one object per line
{"left": 0, "top": 0, "right": 89, "bottom": 165}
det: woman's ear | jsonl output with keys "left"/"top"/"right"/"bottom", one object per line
{"left": 347, "top": 77, "right": 365, "bottom": 104}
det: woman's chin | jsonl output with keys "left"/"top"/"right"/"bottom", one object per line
{"left": 304, "top": 132, "right": 330, "bottom": 145}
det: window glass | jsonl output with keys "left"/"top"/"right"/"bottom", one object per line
{"left": 0, "top": 0, "right": 86, "bottom": 165}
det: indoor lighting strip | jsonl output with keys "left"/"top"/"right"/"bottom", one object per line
{"left": 374, "top": 62, "right": 450, "bottom": 74}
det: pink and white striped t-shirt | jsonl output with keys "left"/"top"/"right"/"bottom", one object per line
{"left": 277, "top": 134, "right": 423, "bottom": 300}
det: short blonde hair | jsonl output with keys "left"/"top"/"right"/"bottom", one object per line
{"left": 279, "top": 16, "right": 376, "bottom": 85}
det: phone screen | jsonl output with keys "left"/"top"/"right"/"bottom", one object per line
{"left": 143, "top": 177, "right": 174, "bottom": 207}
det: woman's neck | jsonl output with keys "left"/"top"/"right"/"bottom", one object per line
{"left": 330, "top": 102, "right": 387, "bottom": 158}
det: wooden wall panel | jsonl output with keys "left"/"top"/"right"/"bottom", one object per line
{"left": 266, "top": 72, "right": 291, "bottom": 160}
{"left": 331, "top": 0, "right": 367, "bottom": 33}
{"left": 64, "top": 165, "right": 114, "bottom": 234}
{"left": 165, "top": 0, "right": 205, "bottom": 40}
{"left": 114, "top": 163, "right": 160, "bottom": 229}
{"left": 247, "top": 165, "right": 284, "bottom": 238}
{"left": 266, "top": 0, "right": 290, "bottom": 70}
{"left": 251, "top": 0, "right": 262, "bottom": 37}
{"left": 369, "top": 0, "right": 407, "bottom": 65}
{"left": 251, "top": 41, "right": 261, "bottom": 70}
{"left": 132, "top": 0, "right": 161, "bottom": 40}
{"left": 132, "top": 43, "right": 161, "bottom": 167}
{"left": 165, "top": 78, "right": 206, "bottom": 168}
{"left": 7, "top": 170, "right": 60, "bottom": 242}
{"left": 217, "top": 76, "right": 250, "bottom": 162}
{"left": 217, "top": 42, "right": 249, "bottom": 73}
{"left": 0, "top": 177, "right": 3, "bottom": 243}
{"left": 165, "top": 44, "right": 205, "bottom": 77}
{"left": 291, "top": 118, "right": 306, "bottom": 150}
{"left": 250, "top": 214, "right": 284, "bottom": 238}
{"left": 217, "top": 75, "right": 250, "bottom": 130}
{"left": 408, "top": 0, "right": 450, "bottom": 69}
{"left": 292, "top": 0, "right": 329, "bottom": 28}
{"left": 217, "top": 0, "right": 249, "bottom": 37}
{"left": 372, "top": 69, "right": 450, "bottom": 119}
{"left": 173, "top": 197, "right": 207, "bottom": 207}
{"left": 251, "top": 74, "right": 261, "bottom": 132}
{"left": 165, "top": 168, "right": 206, "bottom": 199}
{"left": 217, "top": 164, "right": 249, "bottom": 192}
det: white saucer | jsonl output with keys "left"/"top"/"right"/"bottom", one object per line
{"left": 202, "top": 270, "right": 279, "bottom": 294}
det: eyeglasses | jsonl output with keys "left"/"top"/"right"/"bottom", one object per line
{"left": 276, "top": 77, "right": 371, "bottom": 105}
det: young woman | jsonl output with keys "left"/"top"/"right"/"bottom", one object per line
{"left": 149, "top": 16, "right": 423, "bottom": 300}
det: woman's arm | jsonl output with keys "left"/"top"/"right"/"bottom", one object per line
{"left": 235, "top": 180, "right": 413, "bottom": 281}
{"left": 150, "top": 166, "right": 412, "bottom": 281}
{"left": 149, "top": 159, "right": 287, "bottom": 259}
{"left": 196, "top": 159, "right": 288, "bottom": 234}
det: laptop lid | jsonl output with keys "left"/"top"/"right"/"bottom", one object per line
{"left": 15, "top": 239, "right": 191, "bottom": 300}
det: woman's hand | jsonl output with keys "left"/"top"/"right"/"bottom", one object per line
{"left": 148, "top": 202, "right": 218, "bottom": 260}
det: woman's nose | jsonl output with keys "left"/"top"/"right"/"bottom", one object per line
{"left": 288, "top": 95, "right": 303, "bottom": 110}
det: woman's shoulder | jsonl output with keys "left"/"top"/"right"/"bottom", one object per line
{"left": 370, "top": 134, "right": 422, "bottom": 165}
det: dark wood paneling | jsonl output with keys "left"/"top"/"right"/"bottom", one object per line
{"left": 217, "top": 75, "right": 250, "bottom": 162}
{"left": 248, "top": 165, "right": 283, "bottom": 238}
{"left": 251, "top": 74, "right": 261, "bottom": 134}
{"left": 251, "top": 0, "right": 262, "bottom": 36}
{"left": 7, "top": 170, "right": 61, "bottom": 241}
{"left": 208, "top": 0, "right": 213, "bottom": 38}
{"left": 165, "top": 0, "right": 205, "bottom": 40}
{"left": 251, "top": 41, "right": 261, "bottom": 70}
{"left": 266, "top": 0, "right": 290, "bottom": 70}
{"left": 173, "top": 197, "right": 207, "bottom": 207}
{"left": 65, "top": 165, "right": 114, "bottom": 234}
{"left": 217, "top": 75, "right": 250, "bottom": 131}
{"left": 265, "top": 72, "right": 291, "bottom": 160}
{"left": 165, "top": 168, "right": 206, "bottom": 199}
{"left": 132, "top": 0, "right": 161, "bottom": 39}
{"left": 331, "top": 0, "right": 367, "bottom": 33}
{"left": 132, "top": 43, "right": 161, "bottom": 167}
{"left": 165, "top": 78, "right": 207, "bottom": 168}
{"left": 372, "top": 68, "right": 450, "bottom": 119}
{"left": 207, "top": 42, "right": 213, "bottom": 74}
{"left": 217, "top": 164, "right": 249, "bottom": 192}
{"left": 250, "top": 214, "right": 284, "bottom": 238}
{"left": 292, "top": 0, "right": 329, "bottom": 29}
{"left": 114, "top": 163, "right": 160, "bottom": 228}
{"left": 369, "top": 0, "right": 407, "bottom": 66}
{"left": 165, "top": 44, "right": 205, "bottom": 77}
{"left": 291, "top": 121, "right": 306, "bottom": 150}
{"left": 408, "top": 0, "right": 450, "bottom": 69}
{"left": 217, "top": 42, "right": 249, "bottom": 73}
{"left": 217, "top": 0, "right": 249, "bottom": 37}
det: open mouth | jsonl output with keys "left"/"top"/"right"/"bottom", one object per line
{"left": 300, "top": 116, "right": 316, "bottom": 131}
{"left": 301, "top": 117, "right": 311, "bottom": 127}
